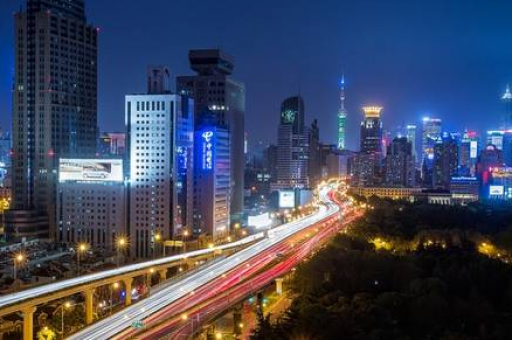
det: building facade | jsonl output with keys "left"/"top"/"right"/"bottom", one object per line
{"left": 57, "top": 159, "right": 125, "bottom": 251}
{"left": 275, "top": 96, "right": 312, "bottom": 189}
{"left": 193, "top": 124, "right": 231, "bottom": 238}
{"left": 433, "top": 136, "right": 458, "bottom": 190}
{"left": 421, "top": 117, "right": 442, "bottom": 186}
{"left": 385, "top": 137, "right": 415, "bottom": 187}
{"left": 11, "top": 0, "right": 98, "bottom": 239}
{"left": 360, "top": 106, "right": 383, "bottom": 154}
{"left": 177, "top": 49, "right": 245, "bottom": 223}
{"left": 405, "top": 124, "right": 417, "bottom": 160}
{"left": 126, "top": 93, "right": 194, "bottom": 258}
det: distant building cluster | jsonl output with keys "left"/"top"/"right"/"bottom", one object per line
{"left": 346, "top": 85, "right": 512, "bottom": 205}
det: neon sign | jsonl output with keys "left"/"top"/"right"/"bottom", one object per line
{"left": 202, "top": 131, "right": 214, "bottom": 170}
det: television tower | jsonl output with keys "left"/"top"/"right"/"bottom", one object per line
{"left": 337, "top": 75, "right": 348, "bottom": 150}
{"left": 503, "top": 84, "right": 512, "bottom": 130}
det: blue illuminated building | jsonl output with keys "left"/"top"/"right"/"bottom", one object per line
{"left": 193, "top": 116, "right": 231, "bottom": 238}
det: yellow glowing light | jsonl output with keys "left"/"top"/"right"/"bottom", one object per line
{"left": 362, "top": 106, "right": 383, "bottom": 118}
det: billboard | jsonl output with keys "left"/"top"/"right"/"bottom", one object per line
{"left": 248, "top": 213, "right": 273, "bottom": 229}
{"left": 201, "top": 130, "right": 215, "bottom": 171}
{"left": 279, "top": 191, "right": 296, "bottom": 208}
{"left": 59, "top": 159, "right": 123, "bottom": 182}
{"left": 489, "top": 185, "right": 504, "bottom": 196}
{"left": 470, "top": 141, "right": 478, "bottom": 159}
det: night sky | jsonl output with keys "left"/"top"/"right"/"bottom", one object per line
{"left": 1, "top": 0, "right": 512, "bottom": 151}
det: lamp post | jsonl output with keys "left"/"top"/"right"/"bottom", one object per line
{"left": 147, "top": 268, "right": 155, "bottom": 296}
{"left": 182, "top": 229, "right": 189, "bottom": 253}
{"left": 61, "top": 301, "right": 72, "bottom": 339}
{"left": 110, "top": 282, "right": 119, "bottom": 315}
{"left": 76, "top": 242, "right": 88, "bottom": 275}
{"left": 116, "top": 236, "right": 127, "bottom": 267}
{"left": 153, "top": 233, "right": 161, "bottom": 259}
{"left": 13, "top": 253, "right": 24, "bottom": 281}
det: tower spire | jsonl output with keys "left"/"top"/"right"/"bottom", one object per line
{"left": 337, "top": 74, "right": 348, "bottom": 150}
{"left": 504, "top": 84, "right": 512, "bottom": 130}
{"left": 503, "top": 84, "right": 512, "bottom": 100}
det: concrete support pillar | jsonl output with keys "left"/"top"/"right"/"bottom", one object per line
{"left": 159, "top": 269, "right": 167, "bottom": 282}
{"left": 84, "top": 288, "right": 95, "bottom": 325}
{"left": 22, "top": 306, "right": 37, "bottom": 340}
{"left": 275, "top": 278, "right": 284, "bottom": 295}
{"left": 124, "top": 277, "right": 133, "bottom": 306}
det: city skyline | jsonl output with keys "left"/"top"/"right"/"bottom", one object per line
{"left": 1, "top": 0, "right": 512, "bottom": 150}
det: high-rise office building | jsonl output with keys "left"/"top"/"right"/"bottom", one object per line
{"left": 421, "top": 117, "right": 442, "bottom": 186}
{"left": 126, "top": 73, "right": 194, "bottom": 258}
{"left": 177, "top": 49, "right": 245, "bottom": 223}
{"left": 0, "top": 129, "right": 11, "bottom": 188}
{"left": 433, "top": 136, "right": 458, "bottom": 190}
{"left": 10, "top": 0, "right": 98, "bottom": 239}
{"left": 57, "top": 159, "right": 126, "bottom": 251}
{"left": 337, "top": 76, "right": 347, "bottom": 150}
{"left": 309, "top": 119, "right": 321, "bottom": 188}
{"left": 486, "top": 130, "right": 512, "bottom": 166}
{"left": 405, "top": 125, "right": 417, "bottom": 160}
{"left": 275, "top": 96, "right": 311, "bottom": 189}
{"left": 351, "top": 153, "right": 381, "bottom": 187}
{"left": 193, "top": 120, "right": 231, "bottom": 238}
{"left": 384, "top": 137, "right": 415, "bottom": 187}
{"left": 458, "top": 130, "right": 479, "bottom": 176}
{"left": 360, "top": 106, "right": 383, "bottom": 154}
{"left": 502, "top": 84, "right": 512, "bottom": 130}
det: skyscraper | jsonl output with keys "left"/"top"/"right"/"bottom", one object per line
{"left": 193, "top": 119, "right": 231, "bottom": 238}
{"left": 385, "top": 137, "right": 415, "bottom": 187}
{"left": 126, "top": 71, "right": 194, "bottom": 258}
{"left": 502, "top": 84, "right": 512, "bottom": 130}
{"left": 275, "top": 96, "right": 311, "bottom": 189}
{"left": 9, "top": 0, "right": 98, "bottom": 239}
{"left": 360, "top": 106, "right": 383, "bottom": 154}
{"left": 421, "top": 117, "right": 442, "bottom": 186}
{"left": 405, "top": 124, "right": 417, "bottom": 160}
{"left": 177, "top": 49, "right": 245, "bottom": 224}
{"left": 337, "top": 76, "right": 347, "bottom": 150}
{"left": 433, "top": 135, "right": 458, "bottom": 190}
{"left": 458, "top": 130, "right": 479, "bottom": 176}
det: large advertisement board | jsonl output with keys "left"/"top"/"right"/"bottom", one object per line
{"left": 279, "top": 190, "right": 296, "bottom": 208}
{"left": 489, "top": 185, "right": 504, "bottom": 196}
{"left": 248, "top": 213, "right": 273, "bottom": 229}
{"left": 59, "top": 159, "right": 123, "bottom": 182}
{"left": 470, "top": 141, "right": 478, "bottom": 159}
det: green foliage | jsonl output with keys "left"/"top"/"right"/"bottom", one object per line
{"left": 252, "top": 199, "right": 512, "bottom": 340}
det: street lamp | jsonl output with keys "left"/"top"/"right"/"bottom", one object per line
{"left": 153, "top": 233, "right": 162, "bottom": 259}
{"left": 13, "top": 253, "right": 24, "bottom": 281}
{"left": 60, "top": 301, "right": 72, "bottom": 339}
{"left": 116, "top": 236, "right": 128, "bottom": 267}
{"left": 76, "top": 242, "right": 89, "bottom": 275}
{"left": 147, "top": 268, "right": 155, "bottom": 296}
{"left": 110, "top": 282, "right": 119, "bottom": 315}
